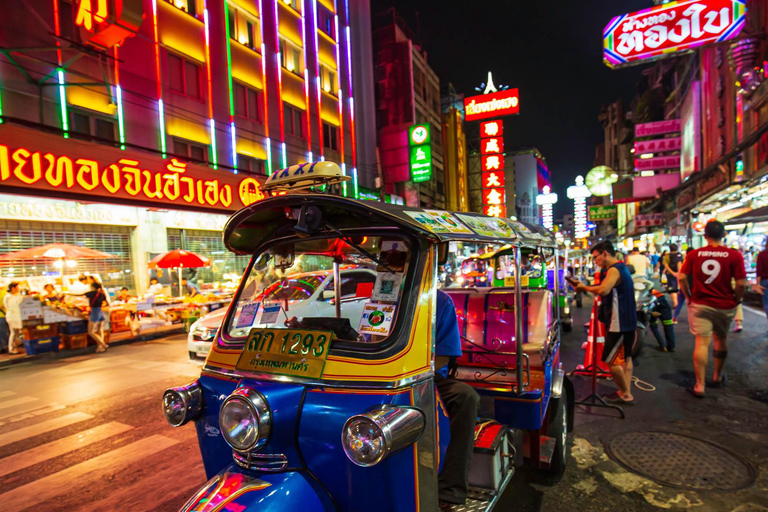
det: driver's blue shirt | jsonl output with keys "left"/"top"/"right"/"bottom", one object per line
{"left": 436, "top": 290, "right": 462, "bottom": 378}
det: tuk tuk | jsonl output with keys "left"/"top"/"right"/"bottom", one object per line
{"left": 162, "top": 162, "right": 574, "bottom": 512}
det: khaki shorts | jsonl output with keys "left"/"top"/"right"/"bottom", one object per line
{"left": 688, "top": 303, "right": 737, "bottom": 338}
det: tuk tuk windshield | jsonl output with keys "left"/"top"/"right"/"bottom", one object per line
{"left": 223, "top": 236, "right": 412, "bottom": 344}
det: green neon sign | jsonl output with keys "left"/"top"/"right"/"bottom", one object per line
{"left": 410, "top": 144, "right": 432, "bottom": 183}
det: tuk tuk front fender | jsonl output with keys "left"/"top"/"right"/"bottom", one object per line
{"left": 180, "top": 466, "right": 335, "bottom": 512}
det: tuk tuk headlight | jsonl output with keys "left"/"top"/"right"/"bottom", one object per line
{"left": 342, "top": 406, "right": 425, "bottom": 467}
{"left": 162, "top": 381, "right": 202, "bottom": 427}
{"left": 219, "top": 388, "right": 271, "bottom": 452}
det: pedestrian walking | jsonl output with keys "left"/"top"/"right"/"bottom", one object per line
{"left": 751, "top": 239, "right": 768, "bottom": 321}
{"left": 0, "top": 285, "right": 8, "bottom": 354}
{"left": 649, "top": 290, "right": 675, "bottom": 352}
{"left": 679, "top": 221, "right": 746, "bottom": 398}
{"left": 4, "top": 282, "right": 23, "bottom": 355}
{"left": 627, "top": 247, "right": 649, "bottom": 278}
{"left": 664, "top": 244, "right": 684, "bottom": 319}
{"left": 66, "top": 282, "right": 109, "bottom": 353}
{"left": 570, "top": 241, "right": 637, "bottom": 404}
{"left": 673, "top": 247, "right": 694, "bottom": 322}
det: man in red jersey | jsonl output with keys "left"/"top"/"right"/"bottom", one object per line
{"left": 679, "top": 221, "right": 746, "bottom": 398}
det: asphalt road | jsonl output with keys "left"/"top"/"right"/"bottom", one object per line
{"left": 0, "top": 301, "right": 767, "bottom": 511}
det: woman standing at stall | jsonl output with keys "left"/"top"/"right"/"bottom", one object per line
{"left": 4, "top": 282, "right": 23, "bottom": 355}
{"left": 67, "top": 282, "right": 109, "bottom": 353}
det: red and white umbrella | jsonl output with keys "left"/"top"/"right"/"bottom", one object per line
{"left": 148, "top": 250, "right": 210, "bottom": 297}
{"left": 0, "top": 243, "right": 115, "bottom": 261}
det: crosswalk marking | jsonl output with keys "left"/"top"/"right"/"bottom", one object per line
{"left": 0, "top": 396, "right": 38, "bottom": 411}
{"left": 0, "top": 422, "right": 134, "bottom": 478}
{"left": 79, "top": 460, "right": 205, "bottom": 512}
{"left": 0, "top": 391, "right": 16, "bottom": 400}
{"left": 0, "top": 400, "right": 56, "bottom": 422}
{"left": 0, "top": 412, "right": 94, "bottom": 448}
{"left": 0, "top": 435, "right": 180, "bottom": 510}
{"left": 0, "top": 404, "right": 66, "bottom": 427}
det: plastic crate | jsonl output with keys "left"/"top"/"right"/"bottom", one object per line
{"left": 22, "top": 336, "right": 60, "bottom": 355}
{"left": 22, "top": 323, "right": 58, "bottom": 340}
{"left": 60, "top": 320, "right": 88, "bottom": 335}
{"left": 62, "top": 333, "right": 88, "bottom": 350}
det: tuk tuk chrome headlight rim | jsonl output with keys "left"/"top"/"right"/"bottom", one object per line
{"left": 219, "top": 387, "right": 271, "bottom": 453}
{"left": 162, "top": 381, "right": 203, "bottom": 427}
{"left": 342, "top": 406, "right": 425, "bottom": 467}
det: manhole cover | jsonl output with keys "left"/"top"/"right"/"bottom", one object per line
{"left": 606, "top": 431, "right": 756, "bottom": 491}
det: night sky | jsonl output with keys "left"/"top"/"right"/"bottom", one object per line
{"left": 371, "top": 0, "right": 653, "bottom": 217}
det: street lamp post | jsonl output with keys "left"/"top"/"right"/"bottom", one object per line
{"left": 567, "top": 175, "right": 592, "bottom": 240}
{"left": 536, "top": 185, "right": 558, "bottom": 230}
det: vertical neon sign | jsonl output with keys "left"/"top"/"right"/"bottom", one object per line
{"left": 258, "top": 0, "right": 273, "bottom": 174}
{"left": 203, "top": 7, "right": 218, "bottom": 168}
{"left": 344, "top": 0, "right": 357, "bottom": 197}
{"left": 223, "top": 0, "right": 238, "bottom": 171}
{"left": 333, "top": 0, "right": 346, "bottom": 196}
{"left": 312, "top": 0, "right": 323, "bottom": 156}
{"left": 274, "top": 0, "right": 286, "bottom": 168}
{"left": 52, "top": 0, "right": 69, "bottom": 136}
{"left": 114, "top": 46, "right": 126, "bottom": 149}
{"left": 300, "top": 0, "right": 312, "bottom": 162}
{"left": 150, "top": 0, "right": 166, "bottom": 156}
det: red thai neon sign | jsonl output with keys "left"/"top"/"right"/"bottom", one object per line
{"left": 603, "top": 0, "right": 746, "bottom": 69}
{"left": 0, "top": 141, "right": 264, "bottom": 212}
{"left": 464, "top": 89, "right": 519, "bottom": 122}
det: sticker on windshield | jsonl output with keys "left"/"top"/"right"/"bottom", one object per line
{"left": 235, "top": 302, "right": 261, "bottom": 328}
{"left": 423, "top": 210, "right": 474, "bottom": 234}
{"left": 257, "top": 303, "right": 283, "bottom": 325}
{"left": 358, "top": 302, "right": 397, "bottom": 336}
{"left": 371, "top": 272, "right": 403, "bottom": 302}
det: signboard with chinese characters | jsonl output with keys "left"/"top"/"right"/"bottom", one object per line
{"left": 634, "top": 213, "right": 664, "bottom": 228}
{"left": 480, "top": 120, "right": 503, "bottom": 138}
{"left": 481, "top": 137, "right": 504, "bottom": 155}
{"left": 74, "top": 0, "right": 144, "bottom": 49}
{"left": 464, "top": 89, "right": 520, "bottom": 122}
{"left": 482, "top": 187, "right": 505, "bottom": 206}
{"left": 481, "top": 154, "right": 504, "bottom": 172}
{"left": 482, "top": 171, "right": 505, "bottom": 188}
{"left": 479, "top": 116, "right": 506, "bottom": 217}
{"left": 0, "top": 123, "right": 265, "bottom": 213}
{"left": 410, "top": 144, "right": 432, "bottom": 183}
{"left": 603, "top": 0, "right": 747, "bottom": 69}
{"left": 634, "top": 137, "right": 681, "bottom": 154}
{"left": 588, "top": 205, "right": 618, "bottom": 221}
{"left": 635, "top": 155, "right": 681, "bottom": 171}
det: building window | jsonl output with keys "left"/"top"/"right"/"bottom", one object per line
{"left": 284, "top": 105, "right": 304, "bottom": 138}
{"left": 281, "top": 0, "right": 300, "bottom": 13}
{"left": 278, "top": 38, "right": 303, "bottom": 76}
{"left": 323, "top": 122, "right": 338, "bottom": 151}
{"left": 166, "top": 0, "right": 198, "bottom": 17}
{"left": 173, "top": 137, "right": 208, "bottom": 163}
{"left": 234, "top": 83, "right": 262, "bottom": 122}
{"left": 168, "top": 53, "right": 202, "bottom": 100}
{"left": 317, "top": 6, "right": 334, "bottom": 39}
{"left": 70, "top": 111, "right": 116, "bottom": 142}
{"left": 228, "top": 7, "right": 260, "bottom": 51}
{"left": 238, "top": 154, "right": 266, "bottom": 175}
{"left": 320, "top": 65, "right": 336, "bottom": 95}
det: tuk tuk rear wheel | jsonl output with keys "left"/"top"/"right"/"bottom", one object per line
{"left": 562, "top": 319, "right": 572, "bottom": 332}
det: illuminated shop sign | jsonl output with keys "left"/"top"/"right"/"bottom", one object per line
{"left": 634, "top": 137, "right": 681, "bottom": 154}
{"left": 74, "top": 0, "right": 143, "bottom": 49}
{"left": 409, "top": 125, "right": 430, "bottom": 146}
{"left": 635, "top": 119, "right": 681, "bottom": 138}
{"left": 410, "top": 144, "right": 432, "bottom": 183}
{"left": 483, "top": 187, "right": 505, "bottom": 206}
{"left": 0, "top": 126, "right": 265, "bottom": 213}
{"left": 483, "top": 171, "right": 505, "bottom": 188}
{"left": 635, "top": 155, "right": 681, "bottom": 171}
{"left": 481, "top": 137, "right": 504, "bottom": 155}
{"left": 464, "top": 89, "right": 520, "bottom": 122}
{"left": 603, "top": 0, "right": 746, "bottom": 69}
{"left": 482, "top": 154, "right": 504, "bottom": 172}
{"left": 480, "top": 120, "right": 503, "bottom": 138}
{"left": 484, "top": 205, "right": 506, "bottom": 217}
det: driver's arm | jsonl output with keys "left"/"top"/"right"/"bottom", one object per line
{"left": 435, "top": 356, "right": 450, "bottom": 370}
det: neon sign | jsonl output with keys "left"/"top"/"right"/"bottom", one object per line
{"left": 484, "top": 205, "right": 505, "bottom": 217}
{"left": 73, "top": 0, "right": 143, "bottom": 49}
{"left": 480, "top": 120, "right": 503, "bottom": 138}
{"left": 482, "top": 154, "right": 504, "bottom": 172}
{"left": 481, "top": 137, "right": 504, "bottom": 155}
{"left": 464, "top": 89, "right": 519, "bottom": 122}
{"left": 483, "top": 171, "right": 505, "bottom": 188}
{"left": 603, "top": 0, "right": 746, "bottom": 69}
{"left": 0, "top": 127, "right": 265, "bottom": 213}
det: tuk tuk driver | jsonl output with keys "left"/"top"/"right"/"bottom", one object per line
{"left": 434, "top": 289, "right": 480, "bottom": 509}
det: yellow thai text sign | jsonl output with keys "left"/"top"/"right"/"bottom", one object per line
{"left": 236, "top": 328, "right": 333, "bottom": 379}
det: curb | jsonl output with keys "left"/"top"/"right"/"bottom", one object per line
{"left": 0, "top": 327, "right": 186, "bottom": 370}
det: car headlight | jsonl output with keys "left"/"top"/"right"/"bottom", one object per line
{"left": 192, "top": 323, "right": 217, "bottom": 341}
{"left": 219, "top": 388, "right": 271, "bottom": 453}
{"left": 342, "top": 406, "right": 425, "bottom": 467}
{"left": 162, "top": 381, "right": 203, "bottom": 427}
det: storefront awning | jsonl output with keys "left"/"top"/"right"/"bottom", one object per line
{"left": 724, "top": 205, "right": 768, "bottom": 226}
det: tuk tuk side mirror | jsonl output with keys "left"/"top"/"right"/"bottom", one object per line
{"left": 253, "top": 252, "right": 271, "bottom": 271}
{"left": 273, "top": 244, "right": 295, "bottom": 270}
{"left": 437, "top": 242, "right": 448, "bottom": 265}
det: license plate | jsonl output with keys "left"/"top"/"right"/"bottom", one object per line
{"left": 235, "top": 328, "right": 333, "bottom": 379}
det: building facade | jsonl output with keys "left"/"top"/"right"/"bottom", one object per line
{"left": 0, "top": 0, "right": 374, "bottom": 294}
{"left": 372, "top": 8, "right": 445, "bottom": 208}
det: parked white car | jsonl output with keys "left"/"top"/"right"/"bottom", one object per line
{"left": 187, "top": 268, "right": 376, "bottom": 360}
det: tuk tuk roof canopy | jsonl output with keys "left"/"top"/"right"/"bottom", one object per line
{"left": 224, "top": 194, "right": 556, "bottom": 254}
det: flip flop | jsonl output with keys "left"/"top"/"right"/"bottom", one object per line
{"left": 687, "top": 387, "right": 705, "bottom": 399}
{"left": 710, "top": 375, "right": 727, "bottom": 388}
{"left": 604, "top": 392, "right": 634, "bottom": 405}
